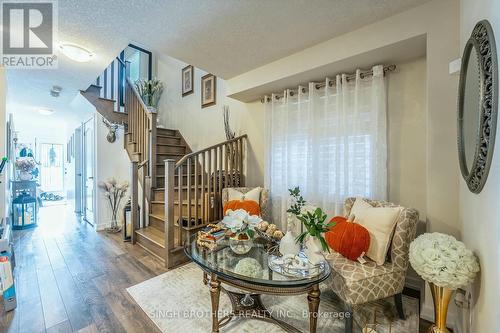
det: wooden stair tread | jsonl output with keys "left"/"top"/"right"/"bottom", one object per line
{"left": 149, "top": 213, "right": 207, "bottom": 230}
{"left": 135, "top": 227, "right": 165, "bottom": 248}
{"left": 156, "top": 143, "right": 184, "bottom": 147}
{"left": 157, "top": 152, "right": 185, "bottom": 156}
{"left": 156, "top": 134, "right": 179, "bottom": 139}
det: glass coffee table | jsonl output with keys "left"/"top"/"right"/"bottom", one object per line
{"left": 185, "top": 235, "right": 331, "bottom": 333}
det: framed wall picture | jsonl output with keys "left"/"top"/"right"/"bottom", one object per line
{"left": 182, "top": 65, "right": 194, "bottom": 96}
{"left": 201, "top": 73, "right": 216, "bottom": 108}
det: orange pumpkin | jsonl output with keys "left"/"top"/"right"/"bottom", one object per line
{"left": 223, "top": 200, "right": 261, "bottom": 216}
{"left": 325, "top": 216, "right": 370, "bottom": 261}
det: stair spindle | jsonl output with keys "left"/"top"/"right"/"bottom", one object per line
{"left": 187, "top": 158, "right": 192, "bottom": 228}
{"left": 218, "top": 146, "right": 223, "bottom": 219}
{"left": 164, "top": 159, "right": 175, "bottom": 266}
{"left": 177, "top": 164, "right": 183, "bottom": 246}
{"left": 194, "top": 154, "right": 199, "bottom": 226}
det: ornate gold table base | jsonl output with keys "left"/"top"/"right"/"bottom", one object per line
{"left": 207, "top": 272, "right": 321, "bottom": 333}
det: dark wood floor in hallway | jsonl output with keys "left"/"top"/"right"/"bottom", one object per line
{"left": 0, "top": 204, "right": 167, "bottom": 333}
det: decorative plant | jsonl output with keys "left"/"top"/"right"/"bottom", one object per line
{"left": 286, "top": 186, "right": 306, "bottom": 216}
{"left": 223, "top": 105, "right": 238, "bottom": 176}
{"left": 296, "top": 207, "right": 334, "bottom": 252}
{"left": 98, "top": 178, "right": 129, "bottom": 233}
{"left": 223, "top": 105, "right": 235, "bottom": 141}
{"left": 287, "top": 186, "right": 334, "bottom": 252}
{"left": 222, "top": 209, "right": 262, "bottom": 240}
{"left": 15, "top": 157, "right": 36, "bottom": 173}
{"left": 134, "top": 78, "right": 164, "bottom": 108}
{"left": 409, "top": 232, "right": 480, "bottom": 290}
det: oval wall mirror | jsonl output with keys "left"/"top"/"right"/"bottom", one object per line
{"left": 458, "top": 20, "right": 498, "bottom": 194}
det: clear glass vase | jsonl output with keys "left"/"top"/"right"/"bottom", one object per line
{"left": 229, "top": 238, "right": 253, "bottom": 254}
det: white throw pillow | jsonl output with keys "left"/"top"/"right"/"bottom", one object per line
{"left": 227, "top": 187, "right": 262, "bottom": 203}
{"left": 350, "top": 198, "right": 402, "bottom": 265}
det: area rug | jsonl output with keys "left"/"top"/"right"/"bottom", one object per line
{"left": 127, "top": 263, "right": 419, "bottom": 333}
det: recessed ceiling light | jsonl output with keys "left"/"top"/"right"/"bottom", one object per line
{"left": 38, "top": 109, "right": 54, "bottom": 116}
{"left": 59, "top": 43, "right": 94, "bottom": 62}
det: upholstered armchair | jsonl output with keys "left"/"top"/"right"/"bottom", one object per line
{"left": 221, "top": 187, "right": 270, "bottom": 221}
{"left": 324, "top": 197, "right": 419, "bottom": 333}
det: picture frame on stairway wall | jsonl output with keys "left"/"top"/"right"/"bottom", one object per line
{"left": 182, "top": 65, "right": 194, "bottom": 97}
{"left": 201, "top": 73, "right": 216, "bottom": 108}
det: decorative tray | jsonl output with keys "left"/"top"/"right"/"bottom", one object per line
{"left": 268, "top": 252, "right": 326, "bottom": 278}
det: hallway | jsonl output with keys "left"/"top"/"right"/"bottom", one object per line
{"left": 0, "top": 205, "right": 166, "bottom": 333}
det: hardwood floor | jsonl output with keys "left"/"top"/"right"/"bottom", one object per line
{"left": 0, "top": 204, "right": 166, "bottom": 333}
{"left": 0, "top": 203, "right": 439, "bottom": 333}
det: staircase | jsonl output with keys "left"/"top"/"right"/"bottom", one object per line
{"left": 83, "top": 53, "right": 247, "bottom": 268}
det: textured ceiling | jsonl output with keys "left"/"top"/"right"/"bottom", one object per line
{"left": 7, "top": 0, "right": 432, "bottom": 130}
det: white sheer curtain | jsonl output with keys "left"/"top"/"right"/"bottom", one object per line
{"left": 265, "top": 65, "right": 387, "bottom": 227}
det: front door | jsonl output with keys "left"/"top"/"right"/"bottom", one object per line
{"left": 83, "top": 118, "right": 95, "bottom": 225}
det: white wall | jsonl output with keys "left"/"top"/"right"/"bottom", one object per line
{"left": 458, "top": 1, "right": 500, "bottom": 333}
{"left": 94, "top": 113, "right": 130, "bottom": 230}
{"left": 0, "top": 68, "right": 6, "bottom": 219}
{"left": 156, "top": 54, "right": 265, "bottom": 187}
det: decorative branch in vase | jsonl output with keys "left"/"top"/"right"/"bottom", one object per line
{"left": 280, "top": 186, "right": 334, "bottom": 264}
{"left": 98, "top": 178, "right": 129, "bottom": 233}
{"left": 222, "top": 105, "right": 239, "bottom": 185}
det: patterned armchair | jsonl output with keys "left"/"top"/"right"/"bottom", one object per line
{"left": 324, "top": 198, "right": 419, "bottom": 333}
{"left": 221, "top": 187, "right": 270, "bottom": 221}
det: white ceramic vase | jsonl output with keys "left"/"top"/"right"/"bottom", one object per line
{"left": 279, "top": 213, "right": 301, "bottom": 256}
{"left": 304, "top": 235, "right": 325, "bottom": 265}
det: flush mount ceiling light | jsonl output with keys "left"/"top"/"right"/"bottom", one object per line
{"left": 50, "top": 85, "right": 62, "bottom": 97}
{"left": 59, "top": 43, "right": 94, "bottom": 62}
{"left": 38, "top": 109, "right": 54, "bottom": 116}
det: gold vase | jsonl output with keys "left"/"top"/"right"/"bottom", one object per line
{"left": 428, "top": 283, "right": 454, "bottom": 333}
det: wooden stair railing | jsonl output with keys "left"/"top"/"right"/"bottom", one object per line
{"left": 163, "top": 134, "right": 247, "bottom": 265}
{"left": 124, "top": 76, "right": 157, "bottom": 244}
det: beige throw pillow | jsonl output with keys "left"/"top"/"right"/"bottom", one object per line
{"left": 350, "top": 198, "right": 401, "bottom": 265}
{"left": 227, "top": 187, "right": 262, "bottom": 203}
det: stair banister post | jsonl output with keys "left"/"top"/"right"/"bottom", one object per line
{"left": 149, "top": 112, "right": 157, "bottom": 189}
{"left": 131, "top": 158, "right": 139, "bottom": 244}
{"left": 164, "top": 159, "right": 176, "bottom": 268}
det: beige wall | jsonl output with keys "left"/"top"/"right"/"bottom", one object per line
{"left": 458, "top": 1, "right": 500, "bottom": 333}
{"left": 156, "top": 54, "right": 265, "bottom": 187}
{"left": 388, "top": 57, "right": 427, "bottom": 220}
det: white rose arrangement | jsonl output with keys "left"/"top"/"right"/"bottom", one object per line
{"left": 409, "top": 233, "right": 479, "bottom": 290}
{"left": 222, "top": 209, "right": 263, "bottom": 239}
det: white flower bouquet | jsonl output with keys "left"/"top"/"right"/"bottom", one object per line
{"left": 409, "top": 232, "right": 479, "bottom": 290}
{"left": 15, "top": 157, "right": 36, "bottom": 172}
{"left": 222, "top": 209, "right": 262, "bottom": 239}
